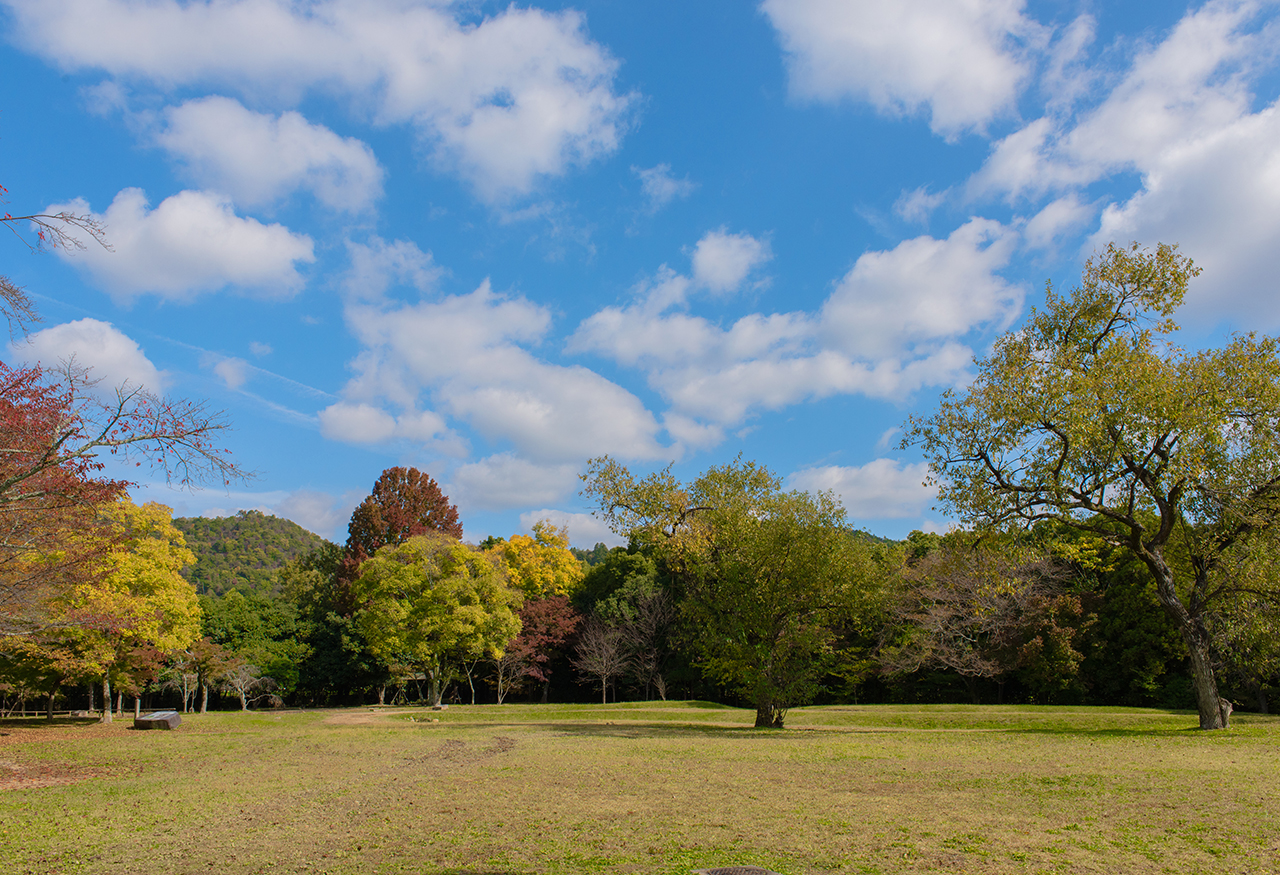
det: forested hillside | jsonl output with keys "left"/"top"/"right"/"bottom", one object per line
{"left": 175, "top": 510, "right": 327, "bottom": 596}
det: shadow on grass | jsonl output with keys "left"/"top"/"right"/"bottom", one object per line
{"left": 420, "top": 719, "right": 769, "bottom": 740}
{"left": 0, "top": 716, "right": 99, "bottom": 730}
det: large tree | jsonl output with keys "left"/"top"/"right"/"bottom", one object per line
{"left": 351, "top": 533, "right": 520, "bottom": 706}
{"left": 907, "top": 243, "right": 1280, "bottom": 729}
{"left": 583, "top": 456, "right": 881, "bottom": 727}
{"left": 345, "top": 467, "right": 462, "bottom": 562}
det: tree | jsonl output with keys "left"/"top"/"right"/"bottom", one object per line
{"left": 494, "top": 595, "right": 580, "bottom": 703}
{"left": 880, "top": 537, "right": 1084, "bottom": 704}
{"left": 73, "top": 500, "right": 202, "bottom": 722}
{"left": 583, "top": 456, "right": 881, "bottom": 727}
{"left": 1, "top": 181, "right": 107, "bottom": 336}
{"left": 487, "top": 521, "right": 584, "bottom": 600}
{"left": 345, "top": 467, "right": 462, "bottom": 561}
{"left": 572, "top": 616, "right": 630, "bottom": 705}
{"left": 351, "top": 533, "right": 520, "bottom": 706}
{"left": 907, "top": 243, "right": 1280, "bottom": 729}
{"left": 1, "top": 361, "right": 242, "bottom": 636}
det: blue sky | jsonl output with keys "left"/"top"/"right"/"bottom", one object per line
{"left": 3, "top": 0, "right": 1279, "bottom": 546}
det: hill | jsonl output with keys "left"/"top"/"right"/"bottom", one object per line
{"left": 174, "top": 510, "right": 328, "bottom": 596}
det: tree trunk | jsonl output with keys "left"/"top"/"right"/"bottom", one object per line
{"left": 116, "top": 692, "right": 123, "bottom": 717}
{"left": 134, "top": 697, "right": 141, "bottom": 720}
{"left": 46, "top": 693, "right": 54, "bottom": 721}
{"left": 754, "top": 703, "right": 785, "bottom": 728}
{"left": 1258, "top": 685, "right": 1269, "bottom": 714}
{"left": 377, "top": 684, "right": 386, "bottom": 706}
{"left": 239, "top": 689, "right": 248, "bottom": 711}
{"left": 1145, "top": 548, "right": 1230, "bottom": 729}
{"left": 100, "top": 677, "right": 112, "bottom": 724}
{"left": 200, "top": 683, "right": 208, "bottom": 714}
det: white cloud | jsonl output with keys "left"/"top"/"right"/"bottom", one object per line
{"left": 248, "top": 341, "right": 272, "bottom": 357}
{"left": 343, "top": 237, "right": 442, "bottom": 303}
{"left": 633, "top": 163, "right": 696, "bottom": 213}
{"left": 762, "top": 0, "right": 1045, "bottom": 137}
{"left": 337, "top": 281, "right": 668, "bottom": 463}
{"left": 963, "top": 0, "right": 1280, "bottom": 324}
{"left": 690, "top": 229, "right": 772, "bottom": 294}
{"left": 788, "top": 458, "right": 935, "bottom": 520}
{"left": 272, "top": 488, "right": 364, "bottom": 540}
{"left": 157, "top": 96, "right": 383, "bottom": 211}
{"left": 518, "top": 509, "right": 625, "bottom": 548}
{"left": 1092, "top": 103, "right": 1280, "bottom": 324}
{"left": 1023, "top": 193, "right": 1094, "bottom": 250}
{"left": 12, "top": 318, "right": 166, "bottom": 392}
{"left": 8, "top": 0, "right": 632, "bottom": 200}
{"left": 819, "top": 218, "right": 1021, "bottom": 359}
{"left": 572, "top": 222, "right": 1017, "bottom": 435}
{"left": 47, "top": 188, "right": 314, "bottom": 301}
{"left": 212, "top": 356, "right": 249, "bottom": 390}
{"left": 894, "top": 186, "right": 947, "bottom": 224}
{"left": 318, "top": 401, "right": 446, "bottom": 445}
{"left": 450, "top": 455, "right": 579, "bottom": 512}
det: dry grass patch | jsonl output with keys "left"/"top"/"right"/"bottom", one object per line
{"left": 3, "top": 703, "right": 1279, "bottom": 875}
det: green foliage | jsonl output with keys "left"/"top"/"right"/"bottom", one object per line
{"left": 583, "top": 455, "right": 884, "bottom": 727}
{"left": 906, "top": 242, "right": 1280, "bottom": 729}
{"left": 352, "top": 533, "right": 521, "bottom": 705}
{"left": 174, "top": 510, "right": 324, "bottom": 597}
{"left": 570, "top": 542, "right": 611, "bottom": 566}
{"left": 199, "top": 590, "right": 306, "bottom": 696}
{"left": 279, "top": 542, "right": 388, "bottom": 704}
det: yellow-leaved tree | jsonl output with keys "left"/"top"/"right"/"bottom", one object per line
{"left": 66, "top": 499, "right": 201, "bottom": 722}
{"left": 488, "top": 521, "right": 584, "bottom": 600}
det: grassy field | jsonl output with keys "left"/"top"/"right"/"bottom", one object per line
{"left": 3, "top": 702, "right": 1279, "bottom": 875}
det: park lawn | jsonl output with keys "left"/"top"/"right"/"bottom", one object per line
{"left": 3, "top": 702, "right": 1279, "bottom": 875}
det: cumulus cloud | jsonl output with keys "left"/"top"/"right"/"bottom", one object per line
{"left": 450, "top": 455, "right": 580, "bottom": 511}
{"left": 963, "top": 0, "right": 1280, "bottom": 323}
{"left": 333, "top": 281, "right": 668, "bottom": 464}
{"left": 12, "top": 318, "right": 166, "bottom": 392}
{"left": 1090, "top": 97, "right": 1280, "bottom": 324}
{"left": 762, "top": 0, "right": 1045, "bottom": 136}
{"left": 318, "top": 402, "right": 446, "bottom": 445}
{"left": 7, "top": 0, "right": 632, "bottom": 200}
{"left": 272, "top": 488, "right": 364, "bottom": 540}
{"left": 820, "top": 218, "right": 1021, "bottom": 359}
{"left": 157, "top": 96, "right": 383, "bottom": 211}
{"left": 633, "top": 163, "right": 696, "bottom": 213}
{"left": 518, "top": 509, "right": 625, "bottom": 548}
{"left": 47, "top": 188, "right": 314, "bottom": 301}
{"left": 788, "top": 458, "right": 935, "bottom": 520}
{"left": 691, "top": 229, "right": 772, "bottom": 294}
{"left": 572, "top": 222, "right": 1016, "bottom": 434}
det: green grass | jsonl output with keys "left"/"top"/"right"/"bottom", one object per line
{"left": 3, "top": 702, "right": 1280, "bottom": 874}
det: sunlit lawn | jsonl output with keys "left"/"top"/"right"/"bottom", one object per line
{"left": 4, "top": 701, "right": 1279, "bottom": 874}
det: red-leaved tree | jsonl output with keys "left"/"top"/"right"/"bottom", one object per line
{"left": 493, "top": 595, "right": 580, "bottom": 704}
{"left": 338, "top": 467, "right": 463, "bottom": 604}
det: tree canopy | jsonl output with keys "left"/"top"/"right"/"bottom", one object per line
{"left": 351, "top": 533, "right": 520, "bottom": 706}
{"left": 345, "top": 467, "right": 462, "bottom": 561}
{"left": 583, "top": 455, "right": 884, "bottom": 727}
{"left": 907, "top": 242, "right": 1280, "bottom": 729}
